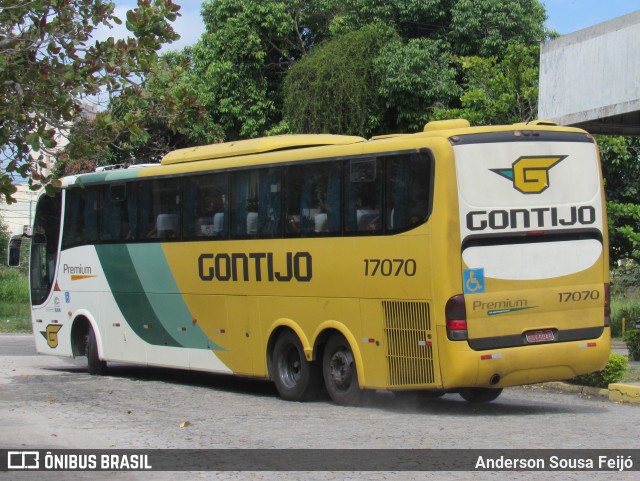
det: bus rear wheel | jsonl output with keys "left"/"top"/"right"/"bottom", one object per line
{"left": 459, "top": 387, "right": 502, "bottom": 403}
{"left": 86, "top": 326, "right": 107, "bottom": 375}
{"left": 322, "top": 334, "right": 363, "bottom": 406}
{"left": 271, "top": 331, "right": 322, "bottom": 402}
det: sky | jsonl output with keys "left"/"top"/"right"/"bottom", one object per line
{"left": 104, "top": 0, "right": 640, "bottom": 52}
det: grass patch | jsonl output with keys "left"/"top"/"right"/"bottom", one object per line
{"left": 0, "top": 316, "right": 31, "bottom": 333}
{"left": 0, "top": 267, "right": 31, "bottom": 333}
{"left": 620, "top": 364, "right": 640, "bottom": 384}
{"left": 611, "top": 298, "right": 640, "bottom": 337}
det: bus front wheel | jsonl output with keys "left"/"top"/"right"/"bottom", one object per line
{"left": 323, "top": 334, "right": 363, "bottom": 406}
{"left": 271, "top": 331, "right": 322, "bottom": 402}
{"left": 86, "top": 326, "right": 107, "bottom": 375}
{"left": 459, "top": 387, "right": 502, "bottom": 403}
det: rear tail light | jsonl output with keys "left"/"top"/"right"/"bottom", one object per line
{"left": 604, "top": 283, "right": 611, "bottom": 327}
{"left": 446, "top": 294, "right": 468, "bottom": 340}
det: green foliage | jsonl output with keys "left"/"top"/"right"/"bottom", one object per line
{"left": 58, "top": 53, "right": 220, "bottom": 176}
{"left": 284, "top": 24, "right": 397, "bottom": 136}
{"left": 599, "top": 136, "right": 640, "bottom": 203}
{"left": 0, "top": 215, "right": 9, "bottom": 263}
{"left": 624, "top": 330, "right": 640, "bottom": 362}
{"left": 0, "top": 0, "right": 181, "bottom": 201}
{"left": 189, "top": 0, "right": 550, "bottom": 142}
{"left": 599, "top": 136, "right": 640, "bottom": 265}
{"left": 571, "top": 354, "right": 628, "bottom": 388}
{"left": 376, "top": 38, "right": 460, "bottom": 132}
{"left": 611, "top": 261, "right": 640, "bottom": 298}
{"left": 0, "top": 266, "right": 29, "bottom": 304}
{"left": 324, "top": 0, "right": 448, "bottom": 39}
{"left": 432, "top": 44, "right": 540, "bottom": 125}
{"left": 610, "top": 298, "right": 640, "bottom": 338}
{"left": 448, "top": 0, "right": 548, "bottom": 57}
{"left": 0, "top": 317, "right": 32, "bottom": 334}
{"left": 191, "top": 0, "right": 333, "bottom": 140}
{"left": 0, "top": 218, "right": 31, "bottom": 331}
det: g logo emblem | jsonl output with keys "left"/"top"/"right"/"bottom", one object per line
{"left": 41, "top": 324, "right": 62, "bottom": 348}
{"left": 491, "top": 156, "right": 566, "bottom": 194}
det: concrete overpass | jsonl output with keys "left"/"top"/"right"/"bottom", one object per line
{"left": 538, "top": 10, "right": 640, "bottom": 135}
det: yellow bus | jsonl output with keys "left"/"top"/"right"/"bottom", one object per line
{"left": 9, "top": 119, "right": 610, "bottom": 404}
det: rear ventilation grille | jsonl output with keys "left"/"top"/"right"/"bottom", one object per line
{"left": 383, "top": 301, "right": 435, "bottom": 386}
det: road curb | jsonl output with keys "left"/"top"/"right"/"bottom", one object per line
{"left": 541, "top": 382, "right": 608, "bottom": 397}
{"left": 541, "top": 381, "right": 640, "bottom": 403}
{"left": 609, "top": 383, "right": 640, "bottom": 403}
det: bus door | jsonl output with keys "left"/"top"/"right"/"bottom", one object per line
{"left": 452, "top": 131, "right": 607, "bottom": 352}
{"left": 29, "top": 192, "right": 64, "bottom": 353}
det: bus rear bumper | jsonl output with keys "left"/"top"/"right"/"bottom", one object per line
{"left": 438, "top": 327, "right": 611, "bottom": 389}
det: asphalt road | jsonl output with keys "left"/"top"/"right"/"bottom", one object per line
{"left": 1, "top": 333, "right": 639, "bottom": 481}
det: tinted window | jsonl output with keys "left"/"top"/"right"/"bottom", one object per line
{"left": 184, "top": 174, "right": 229, "bottom": 239}
{"left": 31, "top": 193, "right": 62, "bottom": 305}
{"left": 285, "top": 161, "right": 341, "bottom": 236}
{"left": 386, "top": 152, "right": 432, "bottom": 232}
{"left": 231, "top": 168, "right": 282, "bottom": 238}
{"left": 345, "top": 158, "right": 383, "bottom": 233}
{"left": 62, "top": 186, "right": 100, "bottom": 248}
{"left": 139, "top": 179, "right": 181, "bottom": 240}
{"left": 101, "top": 184, "right": 137, "bottom": 241}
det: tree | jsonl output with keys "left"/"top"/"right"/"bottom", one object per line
{"left": 56, "top": 52, "right": 221, "bottom": 177}
{"left": 376, "top": 37, "right": 460, "bottom": 132}
{"left": 448, "top": 0, "right": 547, "bottom": 57}
{"left": 432, "top": 43, "right": 540, "bottom": 125}
{"left": 284, "top": 24, "right": 398, "bottom": 136}
{"left": 190, "top": 0, "right": 335, "bottom": 141}
{"left": 598, "top": 136, "right": 640, "bottom": 264}
{"left": 0, "top": 0, "right": 181, "bottom": 202}
{"left": 282, "top": 0, "right": 549, "bottom": 136}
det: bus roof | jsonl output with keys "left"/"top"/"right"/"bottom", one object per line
{"left": 161, "top": 134, "right": 366, "bottom": 165}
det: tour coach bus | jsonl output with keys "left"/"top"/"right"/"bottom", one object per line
{"left": 9, "top": 119, "right": 610, "bottom": 404}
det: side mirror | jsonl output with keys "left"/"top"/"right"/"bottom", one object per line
{"left": 32, "top": 233, "right": 47, "bottom": 245}
{"left": 7, "top": 236, "right": 22, "bottom": 267}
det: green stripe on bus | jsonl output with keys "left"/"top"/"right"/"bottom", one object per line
{"left": 70, "top": 168, "right": 142, "bottom": 186}
{"left": 95, "top": 244, "right": 222, "bottom": 350}
{"left": 127, "top": 244, "right": 223, "bottom": 351}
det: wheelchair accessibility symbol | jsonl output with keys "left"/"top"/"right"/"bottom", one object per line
{"left": 463, "top": 268, "right": 486, "bottom": 294}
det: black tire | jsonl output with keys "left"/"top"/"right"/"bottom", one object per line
{"left": 271, "top": 330, "right": 322, "bottom": 402}
{"left": 459, "top": 387, "right": 502, "bottom": 403}
{"left": 86, "top": 326, "right": 107, "bottom": 375}
{"left": 322, "top": 334, "right": 363, "bottom": 406}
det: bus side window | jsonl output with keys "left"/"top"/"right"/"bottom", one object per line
{"left": 345, "top": 158, "right": 383, "bottom": 234}
{"left": 62, "top": 186, "right": 100, "bottom": 248}
{"left": 101, "top": 184, "right": 136, "bottom": 241}
{"left": 257, "top": 167, "right": 282, "bottom": 238}
{"left": 184, "top": 173, "right": 228, "bottom": 239}
{"left": 231, "top": 169, "right": 282, "bottom": 238}
{"left": 284, "top": 161, "right": 341, "bottom": 236}
{"left": 386, "top": 152, "right": 432, "bottom": 232}
{"left": 140, "top": 179, "right": 181, "bottom": 240}
{"left": 231, "top": 170, "right": 259, "bottom": 237}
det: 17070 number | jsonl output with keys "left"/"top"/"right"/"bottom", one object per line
{"left": 364, "top": 258, "right": 417, "bottom": 277}
{"left": 558, "top": 290, "right": 600, "bottom": 302}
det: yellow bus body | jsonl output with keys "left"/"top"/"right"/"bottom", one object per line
{"left": 26, "top": 121, "right": 610, "bottom": 402}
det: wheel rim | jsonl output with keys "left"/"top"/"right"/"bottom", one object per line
{"left": 328, "top": 347, "right": 354, "bottom": 391}
{"left": 278, "top": 344, "right": 302, "bottom": 389}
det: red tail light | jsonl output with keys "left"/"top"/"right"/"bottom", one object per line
{"left": 446, "top": 294, "right": 468, "bottom": 340}
{"left": 604, "top": 283, "right": 611, "bottom": 327}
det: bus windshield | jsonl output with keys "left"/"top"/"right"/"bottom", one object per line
{"left": 30, "top": 193, "right": 62, "bottom": 306}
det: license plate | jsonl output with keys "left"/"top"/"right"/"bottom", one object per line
{"left": 525, "top": 330, "right": 555, "bottom": 344}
